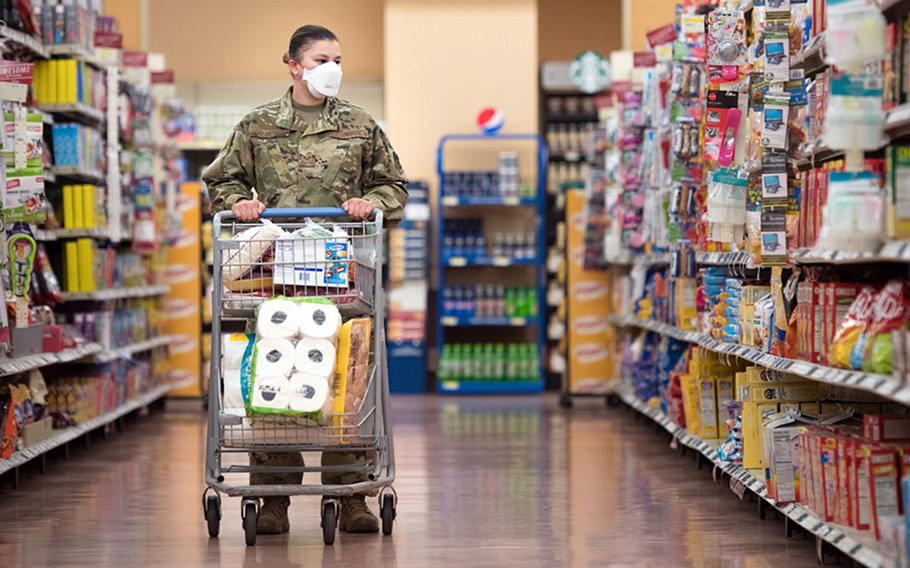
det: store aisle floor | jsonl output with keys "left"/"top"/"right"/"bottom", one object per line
{"left": 1, "top": 396, "right": 818, "bottom": 568}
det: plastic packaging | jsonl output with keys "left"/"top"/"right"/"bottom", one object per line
{"left": 815, "top": 172, "right": 884, "bottom": 253}
{"left": 822, "top": 73, "right": 887, "bottom": 151}
{"left": 825, "top": 0, "right": 887, "bottom": 73}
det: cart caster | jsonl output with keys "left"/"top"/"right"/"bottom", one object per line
{"left": 242, "top": 499, "right": 258, "bottom": 546}
{"left": 321, "top": 499, "right": 338, "bottom": 545}
{"left": 380, "top": 493, "right": 396, "bottom": 536}
{"left": 559, "top": 395, "right": 573, "bottom": 409}
{"left": 203, "top": 492, "right": 221, "bottom": 538}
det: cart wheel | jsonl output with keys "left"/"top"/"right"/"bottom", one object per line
{"left": 322, "top": 501, "right": 337, "bottom": 545}
{"left": 205, "top": 494, "right": 221, "bottom": 538}
{"left": 243, "top": 501, "right": 258, "bottom": 546}
{"left": 559, "top": 395, "right": 573, "bottom": 409}
{"left": 380, "top": 493, "right": 396, "bottom": 536}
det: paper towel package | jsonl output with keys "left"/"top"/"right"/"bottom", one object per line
{"left": 294, "top": 337, "right": 337, "bottom": 377}
{"left": 298, "top": 302, "right": 342, "bottom": 339}
{"left": 288, "top": 372, "right": 330, "bottom": 413}
{"left": 222, "top": 333, "right": 252, "bottom": 372}
{"left": 254, "top": 337, "right": 296, "bottom": 378}
{"left": 272, "top": 226, "right": 350, "bottom": 288}
{"left": 222, "top": 222, "right": 285, "bottom": 283}
{"left": 257, "top": 299, "right": 302, "bottom": 340}
{"left": 223, "top": 370, "right": 246, "bottom": 416}
{"left": 343, "top": 318, "right": 373, "bottom": 416}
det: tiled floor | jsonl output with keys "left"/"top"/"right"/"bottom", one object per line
{"left": 0, "top": 395, "right": 819, "bottom": 567}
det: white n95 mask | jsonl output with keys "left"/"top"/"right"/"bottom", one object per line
{"left": 303, "top": 61, "right": 342, "bottom": 99}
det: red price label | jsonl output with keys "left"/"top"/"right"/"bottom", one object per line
{"left": 151, "top": 70, "right": 175, "bottom": 84}
{"left": 0, "top": 61, "right": 33, "bottom": 85}
{"left": 633, "top": 51, "right": 657, "bottom": 68}
{"left": 94, "top": 31, "right": 123, "bottom": 49}
{"left": 646, "top": 23, "right": 677, "bottom": 48}
{"left": 122, "top": 50, "right": 148, "bottom": 67}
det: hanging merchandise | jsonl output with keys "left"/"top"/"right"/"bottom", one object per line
{"left": 825, "top": 0, "right": 887, "bottom": 73}
{"left": 823, "top": 73, "right": 887, "bottom": 151}
{"left": 815, "top": 171, "right": 884, "bottom": 252}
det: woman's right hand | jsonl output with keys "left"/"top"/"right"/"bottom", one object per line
{"left": 231, "top": 199, "right": 265, "bottom": 221}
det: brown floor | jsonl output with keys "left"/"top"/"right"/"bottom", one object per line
{"left": 0, "top": 395, "right": 820, "bottom": 568}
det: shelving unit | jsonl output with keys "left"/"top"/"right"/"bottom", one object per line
{"left": 60, "top": 285, "right": 171, "bottom": 302}
{"left": 435, "top": 132, "right": 547, "bottom": 394}
{"left": 88, "top": 335, "right": 177, "bottom": 363}
{"left": 0, "top": 342, "right": 102, "bottom": 378}
{"left": 50, "top": 165, "right": 105, "bottom": 184}
{"left": 617, "top": 384, "right": 888, "bottom": 568}
{"left": 37, "top": 102, "right": 104, "bottom": 125}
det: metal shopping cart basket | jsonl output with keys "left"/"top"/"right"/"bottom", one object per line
{"left": 202, "top": 207, "right": 397, "bottom": 546}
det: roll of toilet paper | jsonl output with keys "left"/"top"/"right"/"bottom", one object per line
{"left": 298, "top": 302, "right": 342, "bottom": 340}
{"left": 294, "top": 337, "right": 337, "bottom": 377}
{"left": 251, "top": 375, "right": 290, "bottom": 411}
{"left": 222, "top": 333, "right": 252, "bottom": 372}
{"left": 254, "top": 337, "right": 296, "bottom": 378}
{"left": 223, "top": 370, "right": 246, "bottom": 413}
{"left": 257, "top": 299, "right": 301, "bottom": 340}
{"left": 287, "top": 372, "right": 330, "bottom": 414}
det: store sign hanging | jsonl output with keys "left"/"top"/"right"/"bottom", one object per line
{"left": 94, "top": 31, "right": 123, "bottom": 49}
{"left": 0, "top": 61, "right": 33, "bottom": 85}
{"left": 569, "top": 50, "right": 611, "bottom": 94}
{"left": 123, "top": 50, "right": 148, "bottom": 67}
{"left": 151, "top": 70, "right": 176, "bottom": 84}
{"left": 633, "top": 51, "right": 658, "bottom": 68}
{"left": 646, "top": 23, "right": 677, "bottom": 48}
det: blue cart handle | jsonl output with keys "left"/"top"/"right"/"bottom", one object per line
{"left": 260, "top": 207, "right": 349, "bottom": 218}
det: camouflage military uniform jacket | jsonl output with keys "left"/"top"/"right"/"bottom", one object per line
{"left": 203, "top": 88, "right": 408, "bottom": 224}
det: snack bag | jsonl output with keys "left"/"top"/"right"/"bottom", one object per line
{"left": 828, "top": 286, "right": 878, "bottom": 369}
{"left": 862, "top": 280, "right": 910, "bottom": 375}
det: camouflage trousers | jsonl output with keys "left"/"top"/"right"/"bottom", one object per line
{"left": 250, "top": 450, "right": 377, "bottom": 497}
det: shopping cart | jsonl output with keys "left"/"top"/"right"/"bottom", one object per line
{"left": 202, "top": 207, "right": 397, "bottom": 546}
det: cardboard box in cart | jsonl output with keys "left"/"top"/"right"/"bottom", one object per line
{"left": 273, "top": 227, "right": 351, "bottom": 288}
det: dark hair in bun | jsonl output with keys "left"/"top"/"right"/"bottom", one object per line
{"left": 284, "top": 25, "right": 338, "bottom": 64}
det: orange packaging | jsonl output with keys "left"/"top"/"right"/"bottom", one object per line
{"left": 868, "top": 446, "right": 900, "bottom": 540}
{"left": 837, "top": 438, "right": 853, "bottom": 527}
{"left": 820, "top": 435, "right": 840, "bottom": 522}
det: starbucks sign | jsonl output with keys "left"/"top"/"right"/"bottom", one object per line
{"left": 570, "top": 51, "right": 611, "bottom": 94}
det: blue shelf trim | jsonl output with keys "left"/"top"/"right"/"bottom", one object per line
{"left": 440, "top": 195, "right": 537, "bottom": 207}
{"left": 436, "top": 380, "right": 545, "bottom": 394}
{"left": 440, "top": 316, "right": 541, "bottom": 327}
{"left": 442, "top": 255, "right": 538, "bottom": 267}
{"left": 435, "top": 132, "right": 548, "bottom": 396}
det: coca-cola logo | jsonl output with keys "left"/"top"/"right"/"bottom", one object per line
{"left": 573, "top": 281, "right": 607, "bottom": 301}
{"left": 574, "top": 343, "right": 608, "bottom": 363}
{"left": 573, "top": 316, "right": 607, "bottom": 334}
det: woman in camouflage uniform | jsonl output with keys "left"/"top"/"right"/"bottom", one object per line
{"left": 202, "top": 25, "right": 408, "bottom": 535}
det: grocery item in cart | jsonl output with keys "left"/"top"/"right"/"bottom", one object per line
{"left": 273, "top": 220, "right": 350, "bottom": 288}
{"left": 331, "top": 318, "right": 373, "bottom": 427}
{"left": 222, "top": 221, "right": 286, "bottom": 285}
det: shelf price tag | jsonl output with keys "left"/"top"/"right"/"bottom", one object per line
{"left": 441, "top": 317, "right": 457, "bottom": 326}
{"left": 503, "top": 197, "right": 519, "bottom": 206}
{"left": 448, "top": 257, "right": 467, "bottom": 267}
{"left": 510, "top": 318, "right": 526, "bottom": 326}
{"left": 441, "top": 381, "right": 460, "bottom": 391}
{"left": 492, "top": 257, "right": 511, "bottom": 266}
{"left": 442, "top": 196, "right": 458, "bottom": 206}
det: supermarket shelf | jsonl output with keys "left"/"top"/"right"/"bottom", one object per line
{"left": 886, "top": 102, "right": 910, "bottom": 139}
{"left": 47, "top": 44, "right": 109, "bottom": 69}
{"left": 549, "top": 153, "right": 587, "bottom": 163}
{"left": 543, "top": 113, "right": 599, "bottom": 124}
{"left": 617, "top": 384, "right": 888, "bottom": 568}
{"left": 87, "top": 335, "right": 177, "bottom": 363}
{"left": 50, "top": 166, "right": 105, "bottom": 184}
{"left": 441, "top": 195, "right": 537, "bottom": 207}
{"left": 440, "top": 315, "right": 539, "bottom": 327}
{"left": 790, "top": 34, "right": 827, "bottom": 76}
{"left": 882, "top": 0, "right": 910, "bottom": 16}
{"left": 696, "top": 251, "right": 756, "bottom": 268}
{"left": 0, "top": 24, "right": 49, "bottom": 59}
{"left": 443, "top": 256, "right": 538, "bottom": 267}
{"left": 436, "top": 380, "right": 544, "bottom": 394}
{"left": 606, "top": 251, "right": 672, "bottom": 268}
{"left": 0, "top": 342, "right": 102, "bottom": 378}
{"left": 0, "top": 383, "right": 178, "bottom": 477}
{"left": 38, "top": 102, "right": 104, "bottom": 125}
{"left": 42, "top": 168, "right": 55, "bottom": 184}
{"left": 792, "top": 241, "right": 910, "bottom": 264}
{"left": 61, "top": 285, "right": 170, "bottom": 302}
{"left": 796, "top": 140, "right": 844, "bottom": 169}
{"left": 35, "top": 227, "right": 112, "bottom": 241}
{"left": 608, "top": 315, "right": 910, "bottom": 405}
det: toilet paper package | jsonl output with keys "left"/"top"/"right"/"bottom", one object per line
{"left": 298, "top": 300, "right": 342, "bottom": 340}
{"left": 222, "top": 333, "right": 253, "bottom": 372}
{"left": 250, "top": 375, "right": 291, "bottom": 412}
{"left": 287, "top": 372, "right": 330, "bottom": 413}
{"left": 253, "top": 337, "right": 296, "bottom": 378}
{"left": 294, "top": 337, "right": 337, "bottom": 377}
{"left": 223, "top": 370, "right": 246, "bottom": 416}
{"left": 256, "top": 299, "right": 302, "bottom": 340}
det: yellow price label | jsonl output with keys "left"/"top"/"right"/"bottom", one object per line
{"left": 442, "top": 196, "right": 458, "bottom": 206}
{"left": 492, "top": 257, "right": 510, "bottom": 266}
{"left": 448, "top": 257, "right": 467, "bottom": 267}
{"left": 441, "top": 381, "right": 460, "bottom": 391}
{"left": 510, "top": 317, "right": 526, "bottom": 326}
{"left": 441, "top": 317, "right": 457, "bottom": 326}
{"left": 503, "top": 196, "right": 519, "bottom": 205}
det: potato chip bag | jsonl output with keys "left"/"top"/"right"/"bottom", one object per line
{"left": 862, "top": 280, "right": 910, "bottom": 375}
{"left": 829, "top": 286, "right": 878, "bottom": 369}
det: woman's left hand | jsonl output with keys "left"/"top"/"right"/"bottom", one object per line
{"left": 342, "top": 198, "right": 375, "bottom": 220}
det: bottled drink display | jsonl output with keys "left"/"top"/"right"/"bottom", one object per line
{"left": 438, "top": 343, "right": 539, "bottom": 382}
{"left": 443, "top": 218, "right": 536, "bottom": 261}
{"left": 442, "top": 285, "right": 538, "bottom": 320}
{"left": 442, "top": 153, "right": 534, "bottom": 200}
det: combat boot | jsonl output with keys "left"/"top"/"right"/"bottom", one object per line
{"left": 257, "top": 497, "right": 291, "bottom": 534}
{"left": 339, "top": 495, "right": 379, "bottom": 533}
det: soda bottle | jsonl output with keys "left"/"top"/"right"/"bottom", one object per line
{"left": 473, "top": 344, "right": 484, "bottom": 380}
{"left": 504, "top": 288, "right": 515, "bottom": 318}
{"left": 443, "top": 288, "right": 454, "bottom": 317}
{"left": 528, "top": 288, "right": 539, "bottom": 318}
{"left": 494, "top": 344, "right": 505, "bottom": 380}
{"left": 439, "top": 345, "right": 449, "bottom": 380}
{"left": 528, "top": 344, "right": 539, "bottom": 381}
{"left": 465, "top": 286, "right": 476, "bottom": 319}
{"left": 483, "top": 344, "right": 494, "bottom": 379}
{"left": 495, "top": 285, "right": 506, "bottom": 318}
{"left": 506, "top": 344, "right": 518, "bottom": 381}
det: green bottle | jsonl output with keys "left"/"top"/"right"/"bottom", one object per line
{"left": 439, "top": 345, "right": 449, "bottom": 381}
{"left": 472, "top": 344, "right": 483, "bottom": 380}
{"left": 528, "top": 288, "right": 538, "bottom": 318}
{"left": 528, "top": 344, "right": 539, "bottom": 381}
{"left": 504, "top": 288, "right": 514, "bottom": 318}
{"left": 506, "top": 344, "right": 518, "bottom": 381}
{"left": 494, "top": 344, "right": 505, "bottom": 380}
{"left": 483, "top": 344, "right": 494, "bottom": 379}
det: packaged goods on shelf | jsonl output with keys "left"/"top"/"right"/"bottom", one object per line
{"left": 35, "top": 0, "right": 102, "bottom": 51}
{"left": 442, "top": 285, "right": 538, "bottom": 321}
{"left": 32, "top": 59, "right": 105, "bottom": 110}
{"left": 442, "top": 218, "right": 536, "bottom": 262}
{"left": 59, "top": 184, "right": 105, "bottom": 228}
{"left": 51, "top": 122, "right": 103, "bottom": 170}
{"left": 438, "top": 343, "right": 539, "bottom": 383}
{"left": 70, "top": 299, "right": 158, "bottom": 350}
